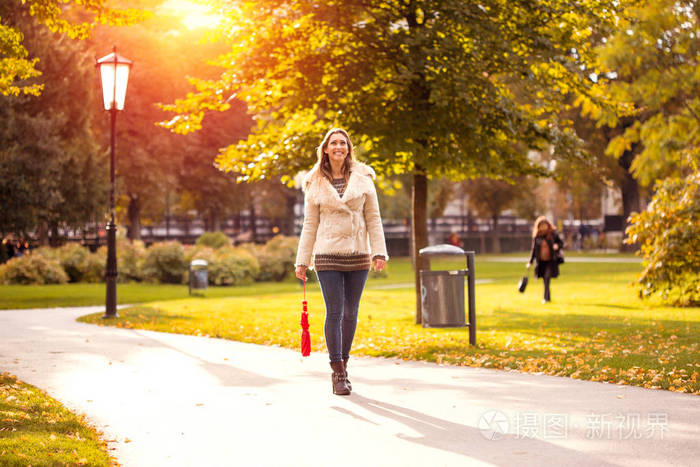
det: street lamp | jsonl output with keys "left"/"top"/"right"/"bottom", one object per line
{"left": 96, "top": 46, "right": 132, "bottom": 319}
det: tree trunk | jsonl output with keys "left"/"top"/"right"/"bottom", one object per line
{"left": 49, "top": 223, "right": 61, "bottom": 247}
{"left": 412, "top": 168, "right": 428, "bottom": 324}
{"left": 209, "top": 208, "right": 221, "bottom": 232}
{"left": 282, "top": 192, "right": 297, "bottom": 236}
{"left": 37, "top": 222, "right": 49, "bottom": 247}
{"left": 127, "top": 195, "right": 141, "bottom": 241}
{"left": 491, "top": 214, "right": 501, "bottom": 253}
{"left": 249, "top": 202, "right": 258, "bottom": 243}
{"left": 618, "top": 145, "right": 641, "bottom": 252}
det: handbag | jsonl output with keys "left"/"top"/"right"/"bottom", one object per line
{"left": 518, "top": 274, "right": 528, "bottom": 293}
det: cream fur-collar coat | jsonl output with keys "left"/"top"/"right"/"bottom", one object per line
{"left": 295, "top": 161, "right": 388, "bottom": 269}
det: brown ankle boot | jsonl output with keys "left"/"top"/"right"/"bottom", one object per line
{"left": 330, "top": 361, "right": 350, "bottom": 395}
{"left": 343, "top": 359, "right": 352, "bottom": 391}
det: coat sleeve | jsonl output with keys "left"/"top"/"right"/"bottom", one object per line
{"left": 295, "top": 191, "right": 320, "bottom": 268}
{"left": 529, "top": 238, "right": 537, "bottom": 264}
{"left": 554, "top": 233, "right": 564, "bottom": 250}
{"left": 363, "top": 177, "right": 388, "bottom": 260}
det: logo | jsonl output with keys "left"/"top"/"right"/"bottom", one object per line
{"left": 478, "top": 410, "right": 509, "bottom": 440}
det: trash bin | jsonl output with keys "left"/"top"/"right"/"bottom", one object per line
{"left": 419, "top": 244, "right": 476, "bottom": 345}
{"left": 189, "top": 259, "right": 208, "bottom": 294}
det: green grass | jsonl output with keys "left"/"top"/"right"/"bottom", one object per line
{"left": 76, "top": 256, "right": 699, "bottom": 394}
{"left": 0, "top": 281, "right": 307, "bottom": 310}
{"left": 0, "top": 373, "right": 114, "bottom": 466}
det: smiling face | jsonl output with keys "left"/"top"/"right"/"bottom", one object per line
{"left": 325, "top": 132, "right": 349, "bottom": 167}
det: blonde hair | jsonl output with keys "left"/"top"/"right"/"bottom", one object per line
{"left": 532, "top": 216, "right": 555, "bottom": 238}
{"left": 316, "top": 128, "right": 355, "bottom": 182}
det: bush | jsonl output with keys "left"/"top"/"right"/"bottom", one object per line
{"left": 625, "top": 173, "right": 700, "bottom": 306}
{"left": 35, "top": 244, "right": 105, "bottom": 283}
{"left": 118, "top": 238, "right": 145, "bottom": 282}
{"left": 195, "top": 231, "right": 230, "bottom": 249}
{"left": 241, "top": 235, "right": 298, "bottom": 282}
{"left": 142, "top": 242, "right": 188, "bottom": 284}
{"left": 96, "top": 238, "right": 147, "bottom": 283}
{"left": 184, "top": 244, "right": 216, "bottom": 264}
{"left": 0, "top": 253, "right": 69, "bottom": 285}
{"left": 55, "top": 243, "right": 90, "bottom": 282}
{"left": 208, "top": 247, "right": 260, "bottom": 286}
{"left": 80, "top": 252, "right": 106, "bottom": 283}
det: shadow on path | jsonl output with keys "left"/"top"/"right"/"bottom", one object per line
{"left": 342, "top": 393, "right": 616, "bottom": 466}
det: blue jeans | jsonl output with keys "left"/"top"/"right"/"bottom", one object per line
{"left": 316, "top": 269, "right": 369, "bottom": 363}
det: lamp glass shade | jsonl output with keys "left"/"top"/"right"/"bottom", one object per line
{"left": 97, "top": 52, "right": 132, "bottom": 110}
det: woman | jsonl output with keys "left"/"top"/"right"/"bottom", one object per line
{"left": 527, "top": 216, "right": 564, "bottom": 303}
{"left": 295, "top": 128, "right": 388, "bottom": 396}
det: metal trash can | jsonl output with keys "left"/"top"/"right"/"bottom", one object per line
{"left": 419, "top": 244, "right": 476, "bottom": 345}
{"left": 189, "top": 259, "right": 208, "bottom": 294}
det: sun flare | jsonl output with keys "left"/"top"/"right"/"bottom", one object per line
{"left": 160, "top": 0, "right": 223, "bottom": 30}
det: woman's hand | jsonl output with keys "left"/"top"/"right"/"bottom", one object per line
{"left": 373, "top": 257, "right": 386, "bottom": 272}
{"left": 295, "top": 265, "right": 307, "bottom": 281}
{"left": 526, "top": 262, "right": 531, "bottom": 269}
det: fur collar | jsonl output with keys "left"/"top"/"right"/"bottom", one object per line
{"left": 302, "top": 161, "right": 376, "bottom": 204}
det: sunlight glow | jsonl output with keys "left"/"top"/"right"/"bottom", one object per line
{"left": 161, "top": 0, "right": 223, "bottom": 30}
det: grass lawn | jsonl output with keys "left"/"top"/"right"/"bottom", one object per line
{"left": 74, "top": 254, "right": 699, "bottom": 395}
{"left": 0, "top": 373, "right": 114, "bottom": 466}
{"left": 0, "top": 281, "right": 305, "bottom": 310}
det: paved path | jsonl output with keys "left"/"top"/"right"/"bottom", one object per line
{"left": 0, "top": 307, "right": 697, "bottom": 467}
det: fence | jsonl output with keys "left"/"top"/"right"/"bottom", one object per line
{"left": 56, "top": 213, "right": 607, "bottom": 256}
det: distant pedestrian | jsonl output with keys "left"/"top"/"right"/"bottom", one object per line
{"left": 526, "top": 216, "right": 564, "bottom": 303}
{"left": 0, "top": 237, "right": 13, "bottom": 264}
{"left": 295, "top": 127, "right": 388, "bottom": 396}
{"left": 448, "top": 231, "right": 463, "bottom": 248}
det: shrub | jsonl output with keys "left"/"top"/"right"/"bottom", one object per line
{"left": 118, "top": 238, "right": 145, "bottom": 282}
{"left": 242, "top": 235, "right": 298, "bottom": 282}
{"left": 0, "top": 253, "right": 69, "bottom": 285}
{"left": 55, "top": 243, "right": 90, "bottom": 282}
{"left": 208, "top": 246, "right": 260, "bottom": 286}
{"left": 141, "top": 242, "right": 188, "bottom": 284}
{"left": 96, "top": 238, "right": 147, "bottom": 283}
{"left": 80, "top": 252, "right": 106, "bottom": 283}
{"left": 625, "top": 173, "right": 700, "bottom": 306}
{"left": 184, "top": 244, "right": 216, "bottom": 264}
{"left": 239, "top": 243, "right": 276, "bottom": 281}
{"left": 195, "top": 231, "right": 230, "bottom": 249}
{"left": 34, "top": 244, "right": 106, "bottom": 283}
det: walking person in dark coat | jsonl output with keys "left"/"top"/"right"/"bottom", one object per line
{"left": 527, "top": 216, "right": 564, "bottom": 303}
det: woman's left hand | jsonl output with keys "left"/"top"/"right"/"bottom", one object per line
{"left": 373, "top": 257, "right": 386, "bottom": 272}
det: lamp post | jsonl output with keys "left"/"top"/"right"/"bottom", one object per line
{"left": 96, "top": 47, "right": 132, "bottom": 319}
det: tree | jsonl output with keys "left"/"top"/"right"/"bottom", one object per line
{"left": 0, "top": 0, "right": 144, "bottom": 96}
{"left": 626, "top": 171, "right": 699, "bottom": 306}
{"left": 590, "top": 0, "right": 700, "bottom": 304}
{"left": 86, "top": 6, "right": 247, "bottom": 240}
{"left": 163, "top": 0, "right": 626, "bottom": 322}
{"left": 0, "top": 3, "right": 107, "bottom": 242}
{"left": 462, "top": 178, "right": 520, "bottom": 253}
{"left": 177, "top": 105, "right": 254, "bottom": 233}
